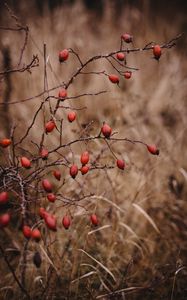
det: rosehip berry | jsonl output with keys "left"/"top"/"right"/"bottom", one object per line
{"left": 80, "top": 151, "right": 89, "bottom": 165}
{"left": 90, "top": 214, "right": 98, "bottom": 226}
{"left": 109, "top": 74, "right": 119, "bottom": 84}
{"left": 101, "top": 123, "right": 112, "bottom": 138}
{"left": 0, "top": 191, "right": 8, "bottom": 205}
{"left": 31, "top": 228, "right": 41, "bottom": 242}
{"left": 70, "top": 164, "right": 78, "bottom": 179}
{"left": 121, "top": 33, "right": 133, "bottom": 43}
{"left": 40, "top": 148, "right": 49, "bottom": 160}
{"left": 62, "top": 216, "right": 71, "bottom": 230}
{"left": 39, "top": 207, "right": 48, "bottom": 219}
{"left": 147, "top": 144, "right": 159, "bottom": 155}
{"left": 42, "top": 179, "right": 53, "bottom": 192}
{"left": 21, "top": 157, "right": 31, "bottom": 169}
{"left": 116, "top": 159, "right": 125, "bottom": 170}
{"left": 58, "top": 88, "right": 67, "bottom": 100}
{"left": 0, "top": 213, "right": 10, "bottom": 228}
{"left": 68, "top": 111, "right": 76, "bottom": 122}
{"left": 153, "top": 45, "right": 162, "bottom": 60}
{"left": 22, "top": 225, "right": 32, "bottom": 239}
{"left": 116, "top": 52, "right": 125, "bottom": 61}
{"left": 0, "top": 138, "right": 11, "bottom": 148}
{"left": 124, "top": 71, "right": 132, "bottom": 79}
{"left": 45, "top": 120, "right": 56, "bottom": 133}
{"left": 44, "top": 214, "right": 57, "bottom": 231}
{"left": 59, "top": 49, "right": 69, "bottom": 62}
{"left": 80, "top": 165, "right": 89, "bottom": 175}
{"left": 53, "top": 170, "right": 61, "bottom": 181}
{"left": 47, "top": 193, "right": 56, "bottom": 203}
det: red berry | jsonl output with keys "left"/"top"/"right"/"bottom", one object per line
{"left": 0, "top": 138, "right": 11, "bottom": 148}
{"left": 121, "top": 33, "right": 133, "bottom": 43}
{"left": 22, "top": 225, "right": 32, "bottom": 239}
{"left": 90, "top": 214, "right": 98, "bottom": 226}
{"left": 53, "top": 170, "right": 61, "bottom": 181}
{"left": 59, "top": 49, "right": 69, "bottom": 62}
{"left": 39, "top": 207, "right": 47, "bottom": 218}
{"left": 68, "top": 111, "right": 76, "bottom": 122}
{"left": 58, "top": 88, "right": 67, "bottom": 100}
{"left": 40, "top": 148, "right": 49, "bottom": 160}
{"left": 109, "top": 74, "right": 119, "bottom": 84}
{"left": 0, "top": 191, "right": 8, "bottom": 205}
{"left": 124, "top": 71, "right": 132, "bottom": 79}
{"left": 70, "top": 164, "right": 78, "bottom": 179}
{"left": 101, "top": 123, "right": 112, "bottom": 138}
{"left": 147, "top": 144, "right": 159, "bottom": 155}
{"left": 21, "top": 157, "right": 31, "bottom": 169}
{"left": 117, "top": 159, "right": 125, "bottom": 170}
{"left": 153, "top": 45, "right": 161, "bottom": 60}
{"left": 44, "top": 214, "right": 57, "bottom": 231}
{"left": 0, "top": 213, "right": 10, "bottom": 228}
{"left": 42, "top": 179, "right": 53, "bottom": 192}
{"left": 62, "top": 216, "right": 71, "bottom": 230}
{"left": 31, "top": 228, "right": 41, "bottom": 242}
{"left": 80, "top": 151, "right": 89, "bottom": 165}
{"left": 116, "top": 52, "right": 125, "bottom": 61}
{"left": 47, "top": 193, "right": 56, "bottom": 203}
{"left": 45, "top": 120, "right": 56, "bottom": 133}
{"left": 80, "top": 165, "right": 89, "bottom": 175}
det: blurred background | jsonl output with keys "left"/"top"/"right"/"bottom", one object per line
{"left": 0, "top": 1, "right": 187, "bottom": 299}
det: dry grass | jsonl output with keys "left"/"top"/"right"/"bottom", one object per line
{"left": 0, "top": 1, "right": 187, "bottom": 299}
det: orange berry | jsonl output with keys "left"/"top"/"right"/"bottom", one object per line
{"left": 124, "top": 71, "right": 132, "bottom": 79}
{"left": 58, "top": 88, "right": 67, "bottom": 100}
{"left": 22, "top": 225, "right": 32, "bottom": 239}
{"left": 68, "top": 111, "right": 76, "bottom": 122}
{"left": 45, "top": 120, "right": 56, "bottom": 133}
{"left": 121, "top": 33, "right": 133, "bottom": 43}
{"left": 108, "top": 74, "right": 119, "bottom": 84}
{"left": 153, "top": 45, "right": 161, "bottom": 60}
{"left": 47, "top": 193, "right": 56, "bottom": 203}
{"left": 90, "top": 214, "right": 98, "bottom": 226}
{"left": 147, "top": 144, "right": 159, "bottom": 155}
{"left": 0, "top": 138, "right": 11, "bottom": 148}
{"left": 116, "top": 159, "right": 125, "bottom": 170}
{"left": 44, "top": 214, "right": 57, "bottom": 231}
{"left": 42, "top": 179, "right": 53, "bottom": 192}
{"left": 40, "top": 148, "right": 49, "bottom": 160}
{"left": 0, "top": 213, "right": 10, "bottom": 228}
{"left": 101, "top": 123, "right": 112, "bottom": 138}
{"left": 59, "top": 49, "right": 69, "bottom": 62}
{"left": 31, "top": 228, "right": 41, "bottom": 242}
{"left": 39, "top": 207, "right": 47, "bottom": 218}
{"left": 70, "top": 164, "right": 78, "bottom": 179}
{"left": 80, "top": 165, "right": 89, "bottom": 175}
{"left": 21, "top": 157, "right": 31, "bottom": 169}
{"left": 53, "top": 170, "right": 61, "bottom": 181}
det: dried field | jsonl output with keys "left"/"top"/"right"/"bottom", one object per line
{"left": 0, "top": 1, "right": 187, "bottom": 299}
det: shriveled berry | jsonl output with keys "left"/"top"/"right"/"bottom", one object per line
{"left": 121, "top": 33, "right": 133, "bottom": 43}
{"left": 0, "top": 138, "right": 11, "bottom": 148}
{"left": 147, "top": 144, "right": 159, "bottom": 155}
{"left": 124, "top": 71, "right": 132, "bottom": 79}
{"left": 45, "top": 120, "right": 56, "bottom": 133}
{"left": 80, "top": 165, "right": 89, "bottom": 175}
{"left": 22, "top": 225, "right": 32, "bottom": 239}
{"left": 40, "top": 148, "right": 49, "bottom": 160}
{"left": 109, "top": 74, "right": 119, "bottom": 84}
{"left": 117, "top": 159, "right": 125, "bottom": 170}
{"left": 47, "top": 193, "right": 56, "bottom": 203}
{"left": 21, "top": 157, "right": 31, "bottom": 169}
{"left": 62, "top": 216, "right": 71, "bottom": 230}
{"left": 59, "top": 49, "right": 69, "bottom": 62}
{"left": 0, "top": 191, "right": 8, "bottom": 205}
{"left": 101, "top": 123, "right": 112, "bottom": 138}
{"left": 153, "top": 45, "right": 161, "bottom": 60}
{"left": 116, "top": 52, "right": 125, "bottom": 61}
{"left": 33, "top": 251, "right": 42, "bottom": 268}
{"left": 58, "top": 88, "right": 67, "bottom": 100}
{"left": 31, "top": 228, "right": 41, "bottom": 242}
{"left": 53, "top": 170, "right": 61, "bottom": 181}
{"left": 42, "top": 179, "right": 53, "bottom": 192}
{"left": 90, "top": 214, "right": 99, "bottom": 226}
{"left": 68, "top": 111, "right": 76, "bottom": 122}
{"left": 80, "top": 151, "right": 89, "bottom": 165}
{"left": 0, "top": 213, "right": 10, "bottom": 228}
{"left": 70, "top": 164, "right": 78, "bottom": 179}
